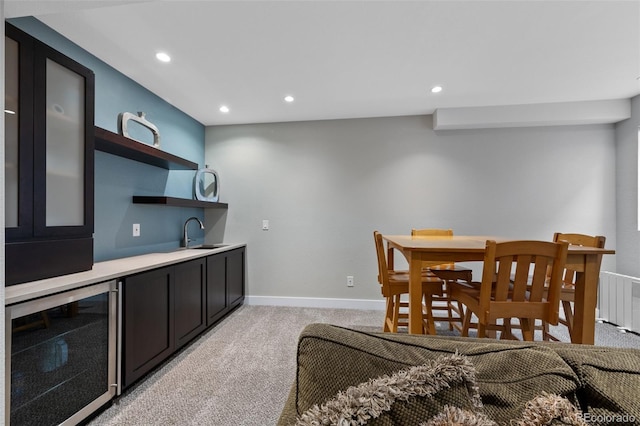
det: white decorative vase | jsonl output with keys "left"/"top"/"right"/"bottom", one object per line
{"left": 194, "top": 167, "right": 220, "bottom": 202}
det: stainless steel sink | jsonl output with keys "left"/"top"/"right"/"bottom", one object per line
{"left": 189, "top": 244, "right": 228, "bottom": 249}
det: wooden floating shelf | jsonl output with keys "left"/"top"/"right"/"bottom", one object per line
{"left": 132, "top": 196, "right": 228, "bottom": 209}
{"left": 95, "top": 126, "right": 198, "bottom": 170}
{"left": 96, "top": 128, "right": 228, "bottom": 210}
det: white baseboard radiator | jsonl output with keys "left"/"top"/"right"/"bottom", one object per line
{"left": 598, "top": 271, "right": 640, "bottom": 333}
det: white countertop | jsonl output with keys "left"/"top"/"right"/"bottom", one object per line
{"left": 5, "top": 243, "right": 246, "bottom": 306}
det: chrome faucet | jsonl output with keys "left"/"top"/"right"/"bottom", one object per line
{"left": 181, "top": 216, "right": 205, "bottom": 248}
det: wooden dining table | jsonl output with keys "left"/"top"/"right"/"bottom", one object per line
{"left": 382, "top": 234, "right": 615, "bottom": 344}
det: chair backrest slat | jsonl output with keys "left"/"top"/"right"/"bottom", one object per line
{"left": 495, "top": 258, "right": 513, "bottom": 300}
{"left": 529, "top": 257, "right": 549, "bottom": 302}
{"left": 373, "top": 231, "right": 388, "bottom": 286}
{"left": 510, "top": 256, "right": 532, "bottom": 302}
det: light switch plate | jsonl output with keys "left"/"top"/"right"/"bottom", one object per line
{"left": 133, "top": 223, "right": 141, "bottom": 237}
{"left": 262, "top": 220, "right": 269, "bottom": 231}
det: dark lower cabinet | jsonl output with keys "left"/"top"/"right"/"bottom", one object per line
{"left": 226, "top": 248, "right": 245, "bottom": 308}
{"left": 122, "top": 266, "right": 174, "bottom": 389}
{"left": 122, "top": 248, "right": 245, "bottom": 390}
{"left": 174, "top": 258, "right": 206, "bottom": 349}
{"left": 206, "top": 254, "right": 227, "bottom": 326}
{"left": 207, "top": 247, "right": 246, "bottom": 326}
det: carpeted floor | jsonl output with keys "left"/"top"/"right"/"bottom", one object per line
{"left": 88, "top": 305, "right": 640, "bottom": 426}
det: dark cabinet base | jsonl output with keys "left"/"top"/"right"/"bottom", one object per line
{"left": 6, "top": 237, "right": 93, "bottom": 286}
{"left": 122, "top": 247, "right": 245, "bottom": 391}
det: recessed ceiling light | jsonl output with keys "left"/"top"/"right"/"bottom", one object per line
{"left": 284, "top": 95, "right": 295, "bottom": 103}
{"left": 431, "top": 85, "right": 443, "bottom": 93}
{"left": 219, "top": 105, "right": 230, "bottom": 113}
{"left": 155, "top": 52, "right": 171, "bottom": 63}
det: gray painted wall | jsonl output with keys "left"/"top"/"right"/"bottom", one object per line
{"left": 615, "top": 95, "right": 640, "bottom": 277}
{"left": 205, "top": 115, "right": 617, "bottom": 302}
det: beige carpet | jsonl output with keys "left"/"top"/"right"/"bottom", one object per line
{"left": 88, "top": 305, "right": 383, "bottom": 426}
{"left": 88, "top": 304, "right": 640, "bottom": 426}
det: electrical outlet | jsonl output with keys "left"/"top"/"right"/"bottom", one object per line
{"left": 347, "top": 276, "right": 354, "bottom": 287}
{"left": 133, "top": 223, "right": 140, "bottom": 237}
{"left": 262, "top": 219, "right": 269, "bottom": 230}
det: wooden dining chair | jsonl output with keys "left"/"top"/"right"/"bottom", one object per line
{"left": 373, "top": 231, "right": 444, "bottom": 334}
{"left": 410, "top": 228, "right": 473, "bottom": 331}
{"left": 449, "top": 239, "right": 568, "bottom": 341}
{"left": 542, "top": 232, "right": 606, "bottom": 341}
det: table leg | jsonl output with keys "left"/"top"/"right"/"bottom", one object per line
{"left": 409, "top": 254, "right": 428, "bottom": 334}
{"left": 571, "top": 254, "right": 599, "bottom": 345}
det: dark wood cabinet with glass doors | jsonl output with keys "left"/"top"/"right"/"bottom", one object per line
{"left": 5, "top": 23, "right": 95, "bottom": 285}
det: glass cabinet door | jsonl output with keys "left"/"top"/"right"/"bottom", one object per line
{"left": 5, "top": 24, "right": 94, "bottom": 239}
{"left": 32, "top": 42, "right": 94, "bottom": 238}
{"left": 5, "top": 36, "right": 19, "bottom": 228}
{"left": 45, "top": 58, "right": 85, "bottom": 227}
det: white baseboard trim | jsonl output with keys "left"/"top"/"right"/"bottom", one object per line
{"left": 246, "top": 295, "right": 386, "bottom": 311}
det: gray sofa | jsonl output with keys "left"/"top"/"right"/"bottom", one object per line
{"left": 278, "top": 323, "right": 640, "bottom": 425}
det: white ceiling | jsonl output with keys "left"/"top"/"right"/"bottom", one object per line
{"left": 6, "top": 0, "right": 640, "bottom": 126}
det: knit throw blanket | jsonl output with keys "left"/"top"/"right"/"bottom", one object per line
{"left": 294, "top": 353, "right": 587, "bottom": 426}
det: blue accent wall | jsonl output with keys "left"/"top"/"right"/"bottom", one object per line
{"left": 9, "top": 17, "right": 206, "bottom": 261}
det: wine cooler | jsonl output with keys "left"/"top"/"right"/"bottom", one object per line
{"left": 5, "top": 280, "right": 117, "bottom": 425}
